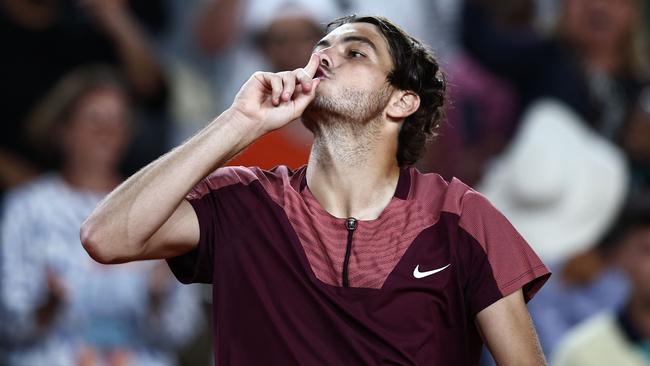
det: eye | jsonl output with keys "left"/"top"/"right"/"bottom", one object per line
{"left": 348, "top": 50, "right": 366, "bottom": 58}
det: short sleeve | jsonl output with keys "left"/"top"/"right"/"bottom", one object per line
{"left": 458, "top": 190, "right": 551, "bottom": 315}
{"left": 166, "top": 177, "right": 222, "bottom": 284}
{"left": 165, "top": 166, "right": 284, "bottom": 285}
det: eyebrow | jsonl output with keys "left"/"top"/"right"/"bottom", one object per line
{"left": 313, "top": 35, "right": 378, "bottom": 53}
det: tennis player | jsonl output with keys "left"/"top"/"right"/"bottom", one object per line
{"left": 81, "top": 15, "right": 550, "bottom": 365}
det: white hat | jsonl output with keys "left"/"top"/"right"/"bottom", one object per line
{"left": 244, "top": 0, "right": 340, "bottom": 34}
{"left": 478, "top": 99, "right": 629, "bottom": 264}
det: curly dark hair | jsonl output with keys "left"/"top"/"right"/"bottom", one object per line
{"left": 326, "top": 15, "right": 446, "bottom": 166}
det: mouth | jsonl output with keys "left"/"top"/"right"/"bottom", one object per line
{"left": 314, "top": 66, "right": 330, "bottom": 80}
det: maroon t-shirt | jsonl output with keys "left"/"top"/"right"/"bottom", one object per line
{"left": 167, "top": 165, "right": 550, "bottom": 365}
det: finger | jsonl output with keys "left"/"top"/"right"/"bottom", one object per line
{"left": 280, "top": 72, "right": 296, "bottom": 102}
{"left": 303, "top": 53, "right": 320, "bottom": 79}
{"left": 263, "top": 73, "right": 283, "bottom": 106}
{"left": 293, "top": 83, "right": 304, "bottom": 97}
{"left": 294, "top": 68, "right": 313, "bottom": 94}
{"left": 299, "top": 53, "right": 320, "bottom": 93}
{"left": 293, "top": 78, "right": 321, "bottom": 113}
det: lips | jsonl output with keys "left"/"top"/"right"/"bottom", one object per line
{"left": 314, "top": 66, "right": 330, "bottom": 80}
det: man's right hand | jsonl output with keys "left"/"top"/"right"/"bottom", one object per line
{"left": 81, "top": 55, "right": 323, "bottom": 264}
{"left": 231, "top": 53, "right": 321, "bottom": 134}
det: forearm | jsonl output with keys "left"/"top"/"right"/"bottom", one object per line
{"left": 81, "top": 108, "right": 261, "bottom": 263}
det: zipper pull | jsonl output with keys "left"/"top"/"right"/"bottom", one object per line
{"left": 345, "top": 217, "right": 357, "bottom": 232}
{"left": 342, "top": 217, "right": 357, "bottom": 288}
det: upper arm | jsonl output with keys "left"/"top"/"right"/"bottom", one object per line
{"left": 476, "top": 289, "right": 547, "bottom": 366}
{"left": 138, "top": 199, "right": 200, "bottom": 260}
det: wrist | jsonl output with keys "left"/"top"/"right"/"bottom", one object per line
{"left": 222, "top": 107, "right": 268, "bottom": 142}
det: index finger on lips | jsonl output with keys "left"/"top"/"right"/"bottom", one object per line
{"left": 303, "top": 53, "right": 320, "bottom": 79}
{"left": 298, "top": 53, "right": 320, "bottom": 93}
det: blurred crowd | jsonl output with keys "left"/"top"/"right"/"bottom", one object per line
{"left": 1, "top": 0, "right": 649, "bottom": 365}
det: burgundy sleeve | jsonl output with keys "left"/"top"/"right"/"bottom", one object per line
{"left": 165, "top": 178, "right": 221, "bottom": 284}
{"left": 458, "top": 190, "right": 551, "bottom": 315}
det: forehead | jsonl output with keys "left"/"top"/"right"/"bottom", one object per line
{"left": 322, "top": 23, "right": 391, "bottom": 57}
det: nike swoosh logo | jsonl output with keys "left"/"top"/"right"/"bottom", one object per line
{"left": 413, "top": 264, "right": 451, "bottom": 279}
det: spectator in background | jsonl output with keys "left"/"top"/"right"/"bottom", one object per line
{"left": 417, "top": 0, "right": 526, "bottom": 184}
{"left": 478, "top": 99, "right": 631, "bottom": 360}
{"left": 416, "top": 54, "right": 517, "bottom": 186}
{"left": 195, "top": 0, "right": 339, "bottom": 169}
{"left": 0, "top": 66, "right": 201, "bottom": 366}
{"left": 0, "top": 0, "right": 169, "bottom": 193}
{"left": 552, "top": 203, "right": 650, "bottom": 366}
{"left": 462, "top": 0, "right": 650, "bottom": 194}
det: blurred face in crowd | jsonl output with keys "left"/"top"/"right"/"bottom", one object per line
{"left": 61, "top": 87, "right": 130, "bottom": 169}
{"left": 304, "top": 22, "right": 394, "bottom": 126}
{"left": 563, "top": 0, "right": 637, "bottom": 51}
{"left": 619, "top": 226, "right": 650, "bottom": 304}
{"left": 262, "top": 16, "right": 324, "bottom": 72}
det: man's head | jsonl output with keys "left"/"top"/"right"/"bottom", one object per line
{"left": 304, "top": 15, "right": 446, "bottom": 166}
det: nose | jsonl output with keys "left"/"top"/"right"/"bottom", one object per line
{"left": 320, "top": 53, "right": 331, "bottom": 68}
{"left": 315, "top": 47, "right": 333, "bottom": 68}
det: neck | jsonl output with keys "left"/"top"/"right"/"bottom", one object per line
{"left": 61, "top": 159, "right": 121, "bottom": 193}
{"left": 305, "top": 118, "right": 401, "bottom": 220}
{"left": 626, "top": 293, "right": 650, "bottom": 340}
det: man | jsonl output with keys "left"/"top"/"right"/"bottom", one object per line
{"left": 81, "top": 15, "right": 550, "bottom": 365}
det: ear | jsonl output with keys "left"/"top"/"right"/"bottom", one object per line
{"left": 386, "top": 90, "right": 420, "bottom": 120}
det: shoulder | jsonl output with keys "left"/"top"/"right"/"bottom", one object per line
{"left": 187, "top": 165, "right": 305, "bottom": 201}
{"left": 409, "top": 168, "right": 491, "bottom": 210}
{"left": 441, "top": 177, "right": 492, "bottom": 218}
{"left": 411, "top": 171, "right": 494, "bottom": 219}
{"left": 407, "top": 170, "right": 501, "bottom": 228}
{"left": 439, "top": 177, "right": 516, "bottom": 244}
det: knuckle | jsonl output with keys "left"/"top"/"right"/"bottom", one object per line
{"left": 296, "top": 68, "right": 308, "bottom": 77}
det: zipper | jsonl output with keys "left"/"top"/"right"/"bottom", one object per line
{"left": 342, "top": 217, "right": 357, "bottom": 288}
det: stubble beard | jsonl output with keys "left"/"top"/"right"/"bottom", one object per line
{"left": 301, "top": 83, "right": 392, "bottom": 166}
{"left": 303, "top": 84, "right": 390, "bottom": 130}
